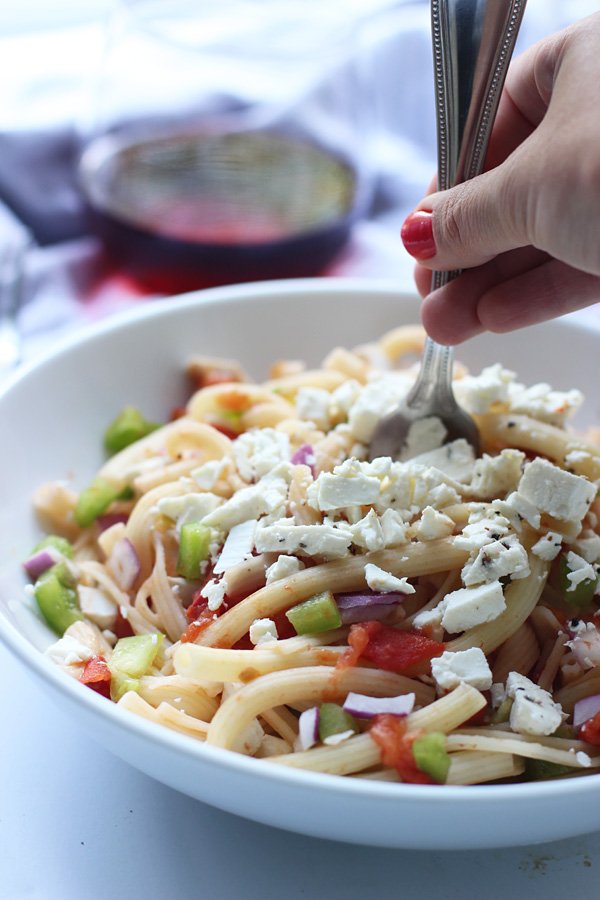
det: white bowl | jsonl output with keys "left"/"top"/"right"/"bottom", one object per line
{"left": 1, "top": 278, "right": 599, "bottom": 850}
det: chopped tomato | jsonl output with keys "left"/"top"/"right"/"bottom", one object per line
{"left": 169, "top": 405, "right": 187, "bottom": 421}
{"left": 580, "top": 710, "right": 600, "bottom": 746}
{"left": 190, "top": 368, "right": 242, "bottom": 390}
{"left": 181, "top": 618, "right": 214, "bottom": 643}
{"left": 337, "top": 621, "right": 382, "bottom": 669}
{"left": 80, "top": 656, "right": 111, "bottom": 699}
{"left": 113, "top": 608, "right": 135, "bottom": 639}
{"left": 272, "top": 610, "right": 300, "bottom": 641}
{"left": 339, "top": 622, "right": 445, "bottom": 674}
{"left": 370, "top": 714, "right": 434, "bottom": 784}
{"left": 217, "top": 390, "right": 250, "bottom": 413}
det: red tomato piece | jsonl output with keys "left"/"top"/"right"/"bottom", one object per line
{"left": 580, "top": 710, "right": 600, "bottom": 746}
{"left": 337, "top": 621, "right": 382, "bottom": 670}
{"left": 211, "top": 422, "right": 240, "bottom": 441}
{"left": 341, "top": 622, "right": 445, "bottom": 673}
{"left": 370, "top": 714, "right": 434, "bottom": 784}
{"left": 113, "top": 608, "right": 135, "bottom": 639}
{"left": 80, "top": 656, "right": 111, "bottom": 698}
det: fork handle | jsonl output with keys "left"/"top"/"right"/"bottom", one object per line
{"left": 409, "top": 0, "right": 527, "bottom": 410}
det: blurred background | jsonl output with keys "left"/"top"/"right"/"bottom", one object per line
{"left": 0, "top": 0, "right": 597, "bottom": 366}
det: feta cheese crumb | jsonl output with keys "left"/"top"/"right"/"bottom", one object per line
{"left": 323, "top": 729, "right": 355, "bottom": 746}
{"left": 531, "top": 531, "right": 563, "bottom": 561}
{"left": 576, "top": 751, "right": 592, "bottom": 767}
{"left": 191, "top": 457, "right": 230, "bottom": 490}
{"left": 265, "top": 555, "right": 304, "bottom": 584}
{"left": 566, "top": 621, "right": 600, "bottom": 669}
{"left": 454, "top": 512, "right": 511, "bottom": 552}
{"left": 307, "top": 459, "right": 381, "bottom": 512}
{"left": 213, "top": 520, "right": 256, "bottom": 575}
{"left": 77, "top": 585, "right": 118, "bottom": 630}
{"left": 380, "top": 509, "right": 409, "bottom": 547}
{"left": 295, "top": 387, "right": 332, "bottom": 431}
{"left": 410, "top": 439, "right": 476, "bottom": 484}
{"left": 45, "top": 634, "right": 95, "bottom": 667}
{"left": 461, "top": 534, "right": 530, "bottom": 586}
{"left": 441, "top": 581, "right": 506, "bottom": 633}
{"left": 571, "top": 530, "right": 600, "bottom": 564}
{"left": 469, "top": 449, "right": 525, "bottom": 499}
{"left": 454, "top": 364, "right": 515, "bottom": 414}
{"left": 364, "top": 563, "right": 415, "bottom": 595}
{"left": 201, "top": 578, "right": 228, "bottom": 612}
{"left": 249, "top": 618, "right": 279, "bottom": 645}
{"left": 202, "top": 476, "right": 288, "bottom": 532}
{"left": 413, "top": 506, "right": 455, "bottom": 542}
{"left": 349, "top": 509, "right": 385, "bottom": 551}
{"left": 518, "top": 458, "right": 596, "bottom": 523}
{"left": 564, "top": 551, "right": 598, "bottom": 591}
{"left": 506, "top": 672, "right": 564, "bottom": 736}
{"left": 400, "top": 416, "right": 447, "bottom": 460}
{"left": 233, "top": 428, "right": 291, "bottom": 482}
{"left": 431, "top": 648, "right": 493, "bottom": 691}
{"left": 507, "top": 382, "right": 583, "bottom": 426}
{"left": 255, "top": 521, "right": 351, "bottom": 559}
{"left": 157, "top": 492, "right": 222, "bottom": 533}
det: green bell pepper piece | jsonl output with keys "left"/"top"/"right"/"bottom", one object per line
{"left": 412, "top": 732, "right": 451, "bottom": 784}
{"left": 286, "top": 591, "right": 342, "bottom": 636}
{"left": 108, "top": 633, "right": 164, "bottom": 701}
{"left": 34, "top": 564, "right": 83, "bottom": 635}
{"left": 104, "top": 406, "right": 160, "bottom": 455}
{"left": 318, "top": 703, "right": 358, "bottom": 742}
{"left": 75, "top": 477, "right": 123, "bottom": 528}
{"left": 176, "top": 522, "right": 212, "bottom": 580}
{"left": 33, "top": 535, "right": 74, "bottom": 560}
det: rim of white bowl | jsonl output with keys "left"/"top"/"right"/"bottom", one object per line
{"left": 2, "top": 276, "right": 600, "bottom": 806}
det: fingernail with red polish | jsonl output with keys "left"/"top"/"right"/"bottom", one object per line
{"left": 401, "top": 211, "right": 436, "bottom": 260}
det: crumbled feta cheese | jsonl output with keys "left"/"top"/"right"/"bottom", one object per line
{"left": 349, "top": 509, "right": 385, "bottom": 551}
{"left": 77, "top": 585, "right": 118, "bottom": 630}
{"left": 507, "top": 382, "right": 583, "bottom": 426}
{"left": 490, "top": 682, "right": 506, "bottom": 709}
{"left": 377, "top": 462, "right": 461, "bottom": 517}
{"left": 347, "top": 373, "right": 413, "bottom": 443}
{"left": 453, "top": 512, "right": 512, "bottom": 552}
{"left": 469, "top": 449, "right": 525, "bottom": 499}
{"left": 413, "top": 506, "right": 455, "bottom": 542}
{"left": 265, "top": 555, "right": 304, "bottom": 584}
{"left": 255, "top": 521, "right": 352, "bottom": 559}
{"left": 307, "top": 459, "right": 381, "bottom": 511}
{"left": 401, "top": 416, "right": 447, "bottom": 460}
{"left": 201, "top": 578, "right": 228, "bottom": 612}
{"left": 295, "top": 387, "right": 332, "bottom": 431}
{"left": 201, "top": 476, "right": 288, "bottom": 532}
{"left": 157, "top": 492, "right": 222, "bottom": 533}
{"left": 576, "top": 751, "right": 592, "bottom": 767}
{"left": 564, "top": 551, "right": 597, "bottom": 591}
{"left": 413, "top": 602, "right": 447, "bottom": 630}
{"left": 364, "top": 563, "right": 415, "bottom": 594}
{"left": 249, "top": 618, "right": 278, "bottom": 645}
{"left": 566, "top": 621, "right": 600, "bottom": 669}
{"left": 506, "top": 672, "right": 564, "bottom": 736}
{"left": 233, "top": 428, "right": 291, "bottom": 482}
{"left": 461, "top": 534, "right": 530, "bottom": 586}
{"left": 329, "top": 379, "right": 362, "bottom": 419}
{"left": 380, "top": 509, "right": 409, "bottom": 547}
{"left": 213, "top": 520, "right": 256, "bottom": 575}
{"left": 531, "top": 531, "right": 563, "bottom": 561}
{"left": 45, "top": 634, "right": 95, "bottom": 667}
{"left": 453, "top": 364, "right": 515, "bottom": 414}
{"left": 410, "top": 439, "right": 476, "bottom": 484}
{"left": 571, "top": 530, "right": 600, "bottom": 564}
{"left": 441, "top": 581, "right": 506, "bottom": 633}
{"left": 191, "top": 458, "right": 230, "bottom": 490}
{"left": 517, "top": 458, "right": 596, "bottom": 523}
{"left": 431, "top": 648, "right": 493, "bottom": 691}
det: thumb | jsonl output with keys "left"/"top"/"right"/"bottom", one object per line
{"left": 400, "top": 156, "right": 534, "bottom": 271}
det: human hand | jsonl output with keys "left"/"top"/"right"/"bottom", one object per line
{"left": 401, "top": 13, "right": 600, "bottom": 345}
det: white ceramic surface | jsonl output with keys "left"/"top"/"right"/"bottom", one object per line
{"left": 1, "top": 278, "right": 599, "bottom": 850}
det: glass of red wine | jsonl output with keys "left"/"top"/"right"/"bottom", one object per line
{"left": 78, "top": 0, "right": 372, "bottom": 294}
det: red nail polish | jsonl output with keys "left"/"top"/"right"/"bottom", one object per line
{"left": 401, "top": 211, "right": 436, "bottom": 260}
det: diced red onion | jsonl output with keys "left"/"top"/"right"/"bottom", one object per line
{"left": 296, "top": 707, "right": 320, "bottom": 751}
{"left": 108, "top": 537, "right": 140, "bottom": 591}
{"left": 573, "top": 693, "right": 600, "bottom": 728}
{"left": 291, "top": 444, "right": 316, "bottom": 476}
{"left": 97, "top": 513, "right": 129, "bottom": 531}
{"left": 343, "top": 691, "right": 415, "bottom": 719}
{"left": 23, "top": 547, "right": 60, "bottom": 580}
{"left": 336, "top": 592, "right": 403, "bottom": 625}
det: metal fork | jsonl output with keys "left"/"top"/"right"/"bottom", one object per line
{"left": 369, "top": 0, "right": 527, "bottom": 460}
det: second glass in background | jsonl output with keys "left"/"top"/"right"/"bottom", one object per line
{"left": 79, "top": 0, "right": 374, "bottom": 293}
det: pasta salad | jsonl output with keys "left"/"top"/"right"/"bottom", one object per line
{"left": 24, "top": 325, "right": 600, "bottom": 786}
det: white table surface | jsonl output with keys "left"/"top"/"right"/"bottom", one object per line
{"left": 3, "top": 644, "right": 600, "bottom": 900}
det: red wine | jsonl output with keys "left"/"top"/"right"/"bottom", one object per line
{"left": 80, "top": 128, "right": 360, "bottom": 293}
